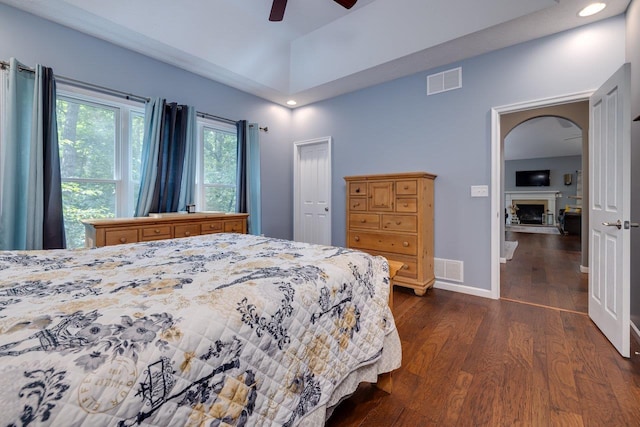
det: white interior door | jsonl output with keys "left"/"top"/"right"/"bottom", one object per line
{"left": 589, "top": 64, "right": 631, "bottom": 358}
{"left": 293, "top": 137, "right": 332, "bottom": 245}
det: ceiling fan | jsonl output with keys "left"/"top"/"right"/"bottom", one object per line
{"left": 269, "top": 0, "right": 358, "bottom": 22}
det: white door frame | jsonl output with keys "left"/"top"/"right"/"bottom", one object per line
{"left": 490, "top": 91, "right": 593, "bottom": 299}
{"left": 293, "top": 136, "right": 332, "bottom": 244}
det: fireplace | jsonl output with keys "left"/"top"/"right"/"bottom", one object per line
{"left": 516, "top": 204, "right": 545, "bottom": 224}
{"left": 505, "top": 191, "right": 559, "bottom": 226}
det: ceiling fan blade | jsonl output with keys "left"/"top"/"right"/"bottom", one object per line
{"left": 334, "top": 0, "right": 357, "bottom": 9}
{"left": 269, "top": 0, "right": 287, "bottom": 21}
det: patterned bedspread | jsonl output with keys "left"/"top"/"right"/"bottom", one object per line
{"left": 0, "top": 233, "right": 399, "bottom": 426}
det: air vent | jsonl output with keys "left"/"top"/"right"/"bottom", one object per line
{"left": 434, "top": 258, "right": 464, "bottom": 283}
{"left": 427, "top": 67, "right": 462, "bottom": 96}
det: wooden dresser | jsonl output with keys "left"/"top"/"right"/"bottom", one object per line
{"left": 82, "top": 213, "right": 248, "bottom": 248}
{"left": 344, "top": 172, "right": 436, "bottom": 296}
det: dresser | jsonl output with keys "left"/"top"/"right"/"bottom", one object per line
{"left": 82, "top": 213, "right": 248, "bottom": 248}
{"left": 344, "top": 172, "right": 436, "bottom": 296}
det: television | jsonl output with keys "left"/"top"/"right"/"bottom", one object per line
{"left": 515, "top": 169, "right": 550, "bottom": 187}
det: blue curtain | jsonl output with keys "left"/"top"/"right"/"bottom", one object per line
{"left": 235, "top": 121, "right": 261, "bottom": 235}
{"left": 0, "top": 58, "right": 65, "bottom": 250}
{"left": 134, "top": 98, "right": 196, "bottom": 217}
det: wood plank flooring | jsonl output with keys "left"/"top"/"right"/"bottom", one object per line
{"left": 501, "top": 230, "right": 587, "bottom": 313}
{"left": 326, "top": 254, "right": 640, "bottom": 426}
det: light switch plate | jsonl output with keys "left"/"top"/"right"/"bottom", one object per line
{"left": 471, "top": 185, "right": 489, "bottom": 197}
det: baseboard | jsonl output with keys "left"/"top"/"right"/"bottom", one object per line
{"left": 434, "top": 280, "right": 494, "bottom": 299}
{"left": 580, "top": 265, "right": 589, "bottom": 274}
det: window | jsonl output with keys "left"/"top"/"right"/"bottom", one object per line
{"left": 57, "top": 86, "right": 144, "bottom": 248}
{"left": 1, "top": 76, "right": 239, "bottom": 248}
{"left": 198, "top": 120, "right": 238, "bottom": 212}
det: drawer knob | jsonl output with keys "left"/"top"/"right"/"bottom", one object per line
{"left": 119, "top": 237, "right": 127, "bottom": 243}
{"left": 154, "top": 229, "right": 160, "bottom": 233}
{"left": 355, "top": 188, "right": 360, "bottom": 193}
{"left": 185, "top": 232, "right": 191, "bottom": 236}
{"left": 395, "top": 221, "right": 401, "bottom": 225}
{"left": 403, "top": 203, "right": 409, "bottom": 207}
{"left": 402, "top": 264, "right": 409, "bottom": 270}
{"left": 210, "top": 224, "right": 215, "bottom": 228}
{"left": 403, "top": 242, "right": 409, "bottom": 247}
{"left": 354, "top": 202, "right": 360, "bottom": 207}
{"left": 360, "top": 219, "right": 366, "bottom": 223}
{"left": 354, "top": 236, "right": 360, "bottom": 242}
{"left": 404, "top": 185, "right": 409, "bottom": 190}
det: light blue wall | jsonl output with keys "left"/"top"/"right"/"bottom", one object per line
{"left": 292, "top": 16, "right": 626, "bottom": 291}
{"left": 505, "top": 156, "right": 583, "bottom": 213}
{"left": 0, "top": 3, "right": 294, "bottom": 240}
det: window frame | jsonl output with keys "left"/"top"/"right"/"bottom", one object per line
{"left": 196, "top": 118, "right": 238, "bottom": 213}
{"left": 56, "top": 84, "right": 145, "bottom": 218}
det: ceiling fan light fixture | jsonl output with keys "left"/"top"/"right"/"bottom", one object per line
{"left": 578, "top": 2, "right": 606, "bottom": 17}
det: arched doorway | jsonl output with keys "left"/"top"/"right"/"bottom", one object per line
{"left": 499, "top": 101, "right": 589, "bottom": 312}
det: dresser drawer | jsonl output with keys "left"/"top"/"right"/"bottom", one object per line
{"left": 224, "top": 220, "right": 244, "bottom": 233}
{"left": 396, "top": 198, "right": 417, "bottom": 213}
{"left": 389, "top": 256, "right": 418, "bottom": 280}
{"left": 105, "top": 229, "right": 139, "bottom": 246}
{"left": 349, "top": 213, "right": 380, "bottom": 229}
{"left": 396, "top": 180, "right": 417, "bottom": 195}
{"left": 349, "top": 197, "right": 367, "bottom": 211}
{"left": 174, "top": 224, "right": 200, "bottom": 238}
{"left": 349, "top": 181, "right": 368, "bottom": 196}
{"left": 348, "top": 231, "right": 417, "bottom": 256}
{"left": 382, "top": 215, "right": 417, "bottom": 232}
{"left": 201, "top": 221, "right": 223, "bottom": 234}
{"left": 366, "top": 251, "right": 418, "bottom": 280}
{"left": 141, "top": 225, "right": 172, "bottom": 241}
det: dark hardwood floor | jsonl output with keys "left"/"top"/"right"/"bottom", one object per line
{"left": 326, "top": 245, "right": 640, "bottom": 426}
{"left": 502, "top": 230, "right": 587, "bottom": 313}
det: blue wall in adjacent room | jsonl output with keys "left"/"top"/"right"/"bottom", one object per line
{"left": 291, "top": 16, "right": 625, "bottom": 292}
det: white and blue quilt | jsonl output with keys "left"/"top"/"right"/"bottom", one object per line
{"left": 0, "top": 233, "right": 399, "bottom": 426}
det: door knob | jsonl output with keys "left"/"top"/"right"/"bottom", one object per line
{"left": 602, "top": 220, "right": 622, "bottom": 229}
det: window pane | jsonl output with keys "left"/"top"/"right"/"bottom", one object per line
{"left": 57, "top": 98, "right": 116, "bottom": 180}
{"left": 204, "top": 185, "right": 236, "bottom": 212}
{"left": 203, "top": 127, "right": 237, "bottom": 212}
{"left": 62, "top": 181, "right": 116, "bottom": 249}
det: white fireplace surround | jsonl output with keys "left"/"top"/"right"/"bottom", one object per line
{"left": 505, "top": 191, "right": 561, "bottom": 225}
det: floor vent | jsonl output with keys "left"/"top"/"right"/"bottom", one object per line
{"left": 434, "top": 258, "right": 464, "bottom": 283}
{"left": 427, "top": 67, "right": 462, "bottom": 96}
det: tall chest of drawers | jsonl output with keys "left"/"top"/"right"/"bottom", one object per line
{"left": 344, "top": 172, "right": 436, "bottom": 296}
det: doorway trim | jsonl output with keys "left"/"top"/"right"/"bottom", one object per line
{"left": 490, "top": 91, "right": 593, "bottom": 299}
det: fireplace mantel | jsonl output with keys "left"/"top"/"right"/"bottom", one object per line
{"left": 505, "top": 191, "right": 561, "bottom": 225}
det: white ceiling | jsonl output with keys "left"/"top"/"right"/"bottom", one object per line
{"left": 504, "top": 116, "right": 583, "bottom": 160}
{"left": 0, "top": 0, "right": 630, "bottom": 107}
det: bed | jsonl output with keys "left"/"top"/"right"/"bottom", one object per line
{"left": 0, "top": 233, "right": 401, "bottom": 426}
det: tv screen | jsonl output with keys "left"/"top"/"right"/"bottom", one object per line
{"left": 516, "top": 169, "right": 550, "bottom": 187}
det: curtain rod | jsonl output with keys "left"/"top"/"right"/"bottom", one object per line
{"left": 0, "top": 60, "right": 260, "bottom": 129}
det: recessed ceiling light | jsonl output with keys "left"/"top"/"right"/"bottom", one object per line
{"left": 578, "top": 2, "right": 606, "bottom": 17}
{"left": 286, "top": 100, "right": 297, "bottom": 106}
